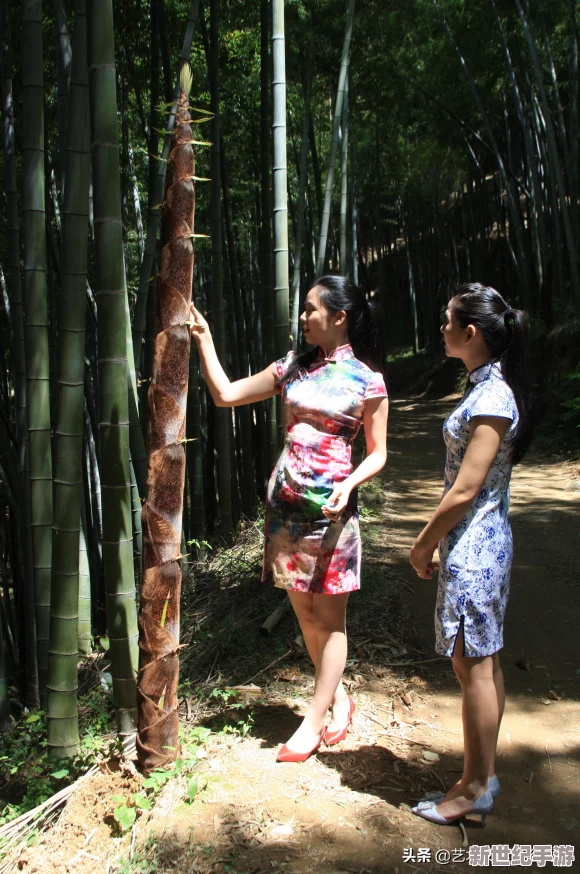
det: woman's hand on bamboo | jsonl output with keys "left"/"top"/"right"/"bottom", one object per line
{"left": 189, "top": 302, "right": 211, "bottom": 343}
{"left": 322, "top": 482, "right": 352, "bottom": 521}
{"left": 409, "top": 541, "right": 438, "bottom": 579}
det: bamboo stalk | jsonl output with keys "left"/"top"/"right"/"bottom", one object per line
{"left": 47, "top": 0, "right": 91, "bottom": 759}
{"left": 290, "top": 22, "right": 314, "bottom": 349}
{"left": 272, "top": 0, "right": 290, "bottom": 359}
{"left": 316, "top": 0, "right": 355, "bottom": 276}
{"left": 208, "top": 0, "right": 233, "bottom": 534}
{"left": 87, "top": 0, "right": 139, "bottom": 739}
{"left": 22, "top": 0, "right": 52, "bottom": 707}
{"left": 1, "top": 0, "right": 38, "bottom": 707}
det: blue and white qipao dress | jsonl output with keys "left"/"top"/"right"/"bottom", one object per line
{"left": 436, "top": 362, "right": 519, "bottom": 657}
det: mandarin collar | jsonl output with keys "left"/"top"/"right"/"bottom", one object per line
{"left": 468, "top": 361, "right": 502, "bottom": 385}
{"left": 317, "top": 343, "right": 354, "bottom": 363}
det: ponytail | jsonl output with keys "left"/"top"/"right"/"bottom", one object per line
{"left": 280, "top": 275, "right": 387, "bottom": 387}
{"left": 452, "top": 283, "right": 533, "bottom": 463}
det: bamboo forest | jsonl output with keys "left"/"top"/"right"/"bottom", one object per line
{"left": 0, "top": 0, "right": 579, "bottom": 871}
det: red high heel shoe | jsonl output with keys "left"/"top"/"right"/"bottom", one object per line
{"left": 324, "top": 695, "right": 355, "bottom": 746}
{"left": 276, "top": 732, "right": 324, "bottom": 763}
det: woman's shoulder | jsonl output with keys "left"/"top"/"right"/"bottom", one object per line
{"left": 466, "top": 366, "right": 517, "bottom": 421}
{"left": 349, "top": 359, "right": 388, "bottom": 399}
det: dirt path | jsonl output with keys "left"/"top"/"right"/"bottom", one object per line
{"left": 17, "top": 396, "right": 580, "bottom": 874}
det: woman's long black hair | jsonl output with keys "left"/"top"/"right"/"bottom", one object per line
{"left": 451, "top": 283, "right": 533, "bottom": 464}
{"left": 279, "top": 275, "right": 387, "bottom": 387}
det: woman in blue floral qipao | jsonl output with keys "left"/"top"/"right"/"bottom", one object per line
{"left": 409, "top": 284, "right": 533, "bottom": 827}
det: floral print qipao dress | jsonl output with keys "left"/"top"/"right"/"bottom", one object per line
{"left": 436, "top": 362, "right": 518, "bottom": 657}
{"left": 263, "top": 344, "right": 387, "bottom": 595}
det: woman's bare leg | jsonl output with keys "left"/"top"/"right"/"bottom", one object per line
{"left": 283, "top": 592, "right": 349, "bottom": 752}
{"left": 287, "top": 591, "right": 319, "bottom": 670}
{"left": 434, "top": 627, "right": 498, "bottom": 817}
{"left": 313, "top": 594, "right": 350, "bottom": 733}
{"left": 491, "top": 651, "right": 505, "bottom": 778}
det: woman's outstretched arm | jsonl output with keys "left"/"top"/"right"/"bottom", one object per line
{"left": 190, "top": 303, "right": 279, "bottom": 407}
{"left": 409, "top": 416, "right": 510, "bottom": 579}
{"left": 322, "top": 396, "right": 389, "bottom": 520}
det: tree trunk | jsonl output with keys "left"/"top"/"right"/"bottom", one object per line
{"left": 47, "top": 0, "right": 90, "bottom": 759}
{"left": 208, "top": 0, "right": 233, "bottom": 534}
{"left": 2, "top": 0, "right": 38, "bottom": 707}
{"left": 290, "top": 25, "right": 314, "bottom": 349}
{"left": 22, "top": 0, "right": 52, "bottom": 707}
{"left": 401, "top": 207, "right": 419, "bottom": 354}
{"left": 272, "top": 0, "right": 290, "bottom": 359}
{"left": 87, "top": 0, "right": 139, "bottom": 739}
{"left": 316, "top": 0, "right": 355, "bottom": 276}
{"left": 260, "top": 0, "right": 277, "bottom": 468}
{"left": 137, "top": 67, "right": 195, "bottom": 773}
{"left": 221, "top": 148, "right": 255, "bottom": 514}
{"left": 339, "top": 68, "right": 349, "bottom": 274}
{"left": 53, "top": 0, "right": 72, "bottom": 202}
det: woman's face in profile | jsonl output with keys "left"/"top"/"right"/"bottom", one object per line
{"left": 300, "top": 287, "right": 330, "bottom": 346}
{"left": 441, "top": 306, "right": 465, "bottom": 358}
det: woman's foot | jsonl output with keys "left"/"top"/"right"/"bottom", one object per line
{"left": 325, "top": 695, "right": 355, "bottom": 745}
{"left": 416, "top": 785, "right": 491, "bottom": 821}
{"left": 418, "top": 775, "right": 500, "bottom": 804}
{"left": 327, "top": 691, "right": 352, "bottom": 734}
{"left": 413, "top": 789, "right": 493, "bottom": 826}
{"left": 276, "top": 720, "right": 324, "bottom": 762}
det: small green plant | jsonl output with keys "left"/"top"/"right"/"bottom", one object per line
{"left": 111, "top": 792, "right": 151, "bottom": 833}
{"left": 209, "top": 687, "right": 239, "bottom": 705}
{"left": 185, "top": 773, "right": 208, "bottom": 804}
{"left": 187, "top": 538, "right": 212, "bottom": 551}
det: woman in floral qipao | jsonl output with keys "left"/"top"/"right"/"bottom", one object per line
{"left": 190, "top": 276, "right": 389, "bottom": 762}
{"left": 409, "top": 284, "right": 533, "bottom": 826}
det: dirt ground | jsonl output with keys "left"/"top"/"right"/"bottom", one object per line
{"left": 13, "top": 395, "right": 580, "bottom": 874}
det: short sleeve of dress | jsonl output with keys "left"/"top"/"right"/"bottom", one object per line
{"left": 273, "top": 351, "right": 296, "bottom": 387}
{"left": 363, "top": 371, "right": 388, "bottom": 403}
{"left": 465, "top": 381, "right": 516, "bottom": 423}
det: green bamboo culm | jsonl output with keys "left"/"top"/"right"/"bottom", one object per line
{"left": 290, "top": 15, "right": 314, "bottom": 349}
{"left": 272, "top": 0, "right": 290, "bottom": 359}
{"left": 2, "top": 0, "right": 38, "bottom": 707}
{"left": 209, "top": 0, "right": 233, "bottom": 533}
{"left": 260, "top": 0, "right": 277, "bottom": 468}
{"left": 316, "top": 0, "right": 355, "bottom": 276}
{"left": 47, "top": 0, "right": 90, "bottom": 759}
{"left": 87, "top": 0, "right": 139, "bottom": 738}
{"left": 21, "top": 0, "right": 52, "bottom": 707}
